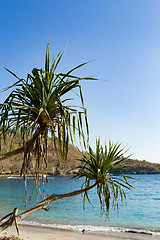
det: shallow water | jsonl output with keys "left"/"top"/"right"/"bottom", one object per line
{"left": 0, "top": 175, "right": 160, "bottom": 236}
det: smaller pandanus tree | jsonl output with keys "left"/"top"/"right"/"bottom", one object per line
{"left": 0, "top": 138, "right": 134, "bottom": 233}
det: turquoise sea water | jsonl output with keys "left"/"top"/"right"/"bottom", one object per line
{"left": 0, "top": 175, "right": 160, "bottom": 236}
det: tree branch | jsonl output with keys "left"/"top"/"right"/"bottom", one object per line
{"left": 0, "top": 146, "right": 24, "bottom": 162}
{"left": 0, "top": 182, "right": 97, "bottom": 233}
{"left": 0, "top": 133, "right": 38, "bottom": 162}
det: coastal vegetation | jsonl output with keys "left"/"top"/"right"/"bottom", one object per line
{"left": 0, "top": 43, "right": 134, "bottom": 234}
{"left": 0, "top": 133, "right": 159, "bottom": 175}
{"left": 113, "top": 159, "right": 160, "bottom": 174}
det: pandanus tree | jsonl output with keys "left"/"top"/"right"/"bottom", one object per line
{"left": 0, "top": 44, "right": 134, "bottom": 234}
{"left": 0, "top": 43, "right": 92, "bottom": 178}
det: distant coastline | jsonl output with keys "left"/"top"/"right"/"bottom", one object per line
{"left": 1, "top": 158, "right": 160, "bottom": 176}
{"left": 1, "top": 134, "right": 160, "bottom": 176}
{"left": 112, "top": 159, "right": 160, "bottom": 175}
{"left": 1, "top": 157, "right": 160, "bottom": 177}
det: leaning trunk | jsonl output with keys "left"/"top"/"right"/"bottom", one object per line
{"left": 0, "top": 182, "right": 97, "bottom": 233}
{"left": 0, "top": 133, "right": 38, "bottom": 162}
{"left": 0, "top": 146, "right": 24, "bottom": 162}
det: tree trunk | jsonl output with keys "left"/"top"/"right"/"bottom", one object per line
{"left": 0, "top": 133, "right": 38, "bottom": 162}
{"left": 0, "top": 146, "right": 24, "bottom": 162}
{"left": 0, "top": 182, "right": 97, "bottom": 233}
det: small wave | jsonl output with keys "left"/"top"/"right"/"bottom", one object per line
{"left": 19, "top": 220, "right": 160, "bottom": 237}
{"left": 7, "top": 175, "right": 52, "bottom": 179}
{"left": 7, "top": 177, "right": 19, "bottom": 179}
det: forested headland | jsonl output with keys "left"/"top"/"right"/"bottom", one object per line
{"left": 1, "top": 133, "right": 160, "bottom": 175}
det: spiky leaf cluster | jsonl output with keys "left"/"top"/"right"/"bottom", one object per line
{"left": 0, "top": 43, "right": 95, "bottom": 179}
{"left": 72, "top": 138, "right": 134, "bottom": 215}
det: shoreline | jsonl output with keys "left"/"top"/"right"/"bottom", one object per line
{"left": 1, "top": 212, "right": 160, "bottom": 238}
{"left": 1, "top": 175, "right": 160, "bottom": 239}
{"left": 1, "top": 225, "right": 116, "bottom": 240}
{"left": 2, "top": 224, "right": 160, "bottom": 240}
{"left": 1, "top": 171, "right": 160, "bottom": 178}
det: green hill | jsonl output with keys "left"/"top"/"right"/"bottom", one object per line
{"left": 112, "top": 159, "right": 160, "bottom": 174}
{"left": 0, "top": 134, "right": 160, "bottom": 175}
{"left": 0, "top": 133, "right": 81, "bottom": 176}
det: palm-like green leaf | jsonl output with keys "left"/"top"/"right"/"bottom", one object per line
{"left": 0, "top": 43, "right": 95, "bottom": 180}
{"left": 71, "top": 138, "right": 134, "bottom": 215}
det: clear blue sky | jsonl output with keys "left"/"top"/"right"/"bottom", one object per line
{"left": 0, "top": 0, "right": 160, "bottom": 163}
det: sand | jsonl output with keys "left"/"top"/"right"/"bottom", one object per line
{"left": 1, "top": 225, "right": 116, "bottom": 240}
{"left": 1, "top": 225, "right": 160, "bottom": 240}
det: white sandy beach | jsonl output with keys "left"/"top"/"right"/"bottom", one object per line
{"left": 1, "top": 225, "right": 115, "bottom": 240}
{"left": 1, "top": 225, "right": 160, "bottom": 240}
